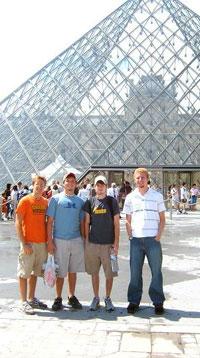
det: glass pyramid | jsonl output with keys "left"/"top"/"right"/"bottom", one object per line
{"left": 0, "top": 0, "right": 199, "bottom": 189}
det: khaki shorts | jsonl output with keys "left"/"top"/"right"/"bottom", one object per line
{"left": 85, "top": 242, "right": 118, "bottom": 278}
{"left": 17, "top": 242, "right": 47, "bottom": 278}
{"left": 54, "top": 237, "right": 85, "bottom": 277}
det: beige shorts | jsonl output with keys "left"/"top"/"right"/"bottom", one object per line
{"left": 85, "top": 242, "right": 118, "bottom": 278}
{"left": 17, "top": 242, "right": 47, "bottom": 278}
{"left": 54, "top": 237, "right": 85, "bottom": 277}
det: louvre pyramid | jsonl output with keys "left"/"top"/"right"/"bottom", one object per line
{"left": 0, "top": 0, "right": 200, "bottom": 189}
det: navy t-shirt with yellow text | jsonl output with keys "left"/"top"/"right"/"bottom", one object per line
{"left": 83, "top": 196, "right": 119, "bottom": 244}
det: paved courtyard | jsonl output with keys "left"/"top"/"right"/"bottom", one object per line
{"left": 0, "top": 211, "right": 200, "bottom": 357}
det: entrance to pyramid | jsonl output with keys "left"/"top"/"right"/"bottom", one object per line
{"left": 0, "top": 0, "right": 199, "bottom": 192}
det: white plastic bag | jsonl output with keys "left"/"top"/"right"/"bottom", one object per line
{"left": 43, "top": 255, "right": 58, "bottom": 288}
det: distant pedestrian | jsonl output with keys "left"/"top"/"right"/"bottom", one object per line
{"left": 1, "top": 192, "right": 7, "bottom": 221}
{"left": 180, "top": 182, "right": 189, "bottom": 214}
{"left": 10, "top": 184, "right": 18, "bottom": 220}
{"left": 51, "top": 184, "right": 59, "bottom": 196}
{"left": 190, "top": 184, "right": 199, "bottom": 211}
{"left": 78, "top": 184, "right": 90, "bottom": 202}
{"left": 4, "top": 183, "right": 12, "bottom": 219}
{"left": 171, "top": 184, "right": 182, "bottom": 214}
{"left": 85, "top": 178, "right": 92, "bottom": 198}
{"left": 43, "top": 185, "right": 52, "bottom": 200}
{"left": 107, "top": 183, "right": 119, "bottom": 201}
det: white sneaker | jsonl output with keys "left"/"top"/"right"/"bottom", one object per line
{"left": 20, "top": 301, "right": 35, "bottom": 315}
{"left": 104, "top": 297, "right": 115, "bottom": 312}
{"left": 89, "top": 297, "right": 100, "bottom": 311}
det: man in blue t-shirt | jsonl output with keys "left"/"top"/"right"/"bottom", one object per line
{"left": 47, "top": 172, "right": 85, "bottom": 311}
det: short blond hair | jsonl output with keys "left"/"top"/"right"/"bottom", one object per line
{"left": 134, "top": 168, "right": 149, "bottom": 180}
{"left": 32, "top": 175, "right": 47, "bottom": 186}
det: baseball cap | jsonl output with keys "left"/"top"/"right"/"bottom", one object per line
{"left": 94, "top": 175, "right": 107, "bottom": 185}
{"left": 63, "top": 172, "right": 76, "bottom": 182}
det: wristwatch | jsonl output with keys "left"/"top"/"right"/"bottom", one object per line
{"left": 128, "top": 235, "right": 132, "bottom": 240}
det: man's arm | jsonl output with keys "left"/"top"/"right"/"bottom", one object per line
{"left": 80, "top": 219, "right": 85, "bottom": 239}
{"left": 126, "top": 214, "right": 132, "bottom": 239}
{"left": 47, "top": 216, "right": 56, "bottom": 254}
{"left": 84, "top": 212, "right": 90, "bottom": 241}
{"left": 15, "top": 213, "right": 33, "bottom": 255}
{"left": 113, "top": 214, "right": 120, "bottom": 255}
{"left": 156, "top": 211, "right": 165, "bottom": 241}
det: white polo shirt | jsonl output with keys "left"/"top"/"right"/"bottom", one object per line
{"left": 123, "top": 188, "right": 166, "bottom": 238}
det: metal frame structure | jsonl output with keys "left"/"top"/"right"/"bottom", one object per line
{"left": 0, "top": 0, "right": 199, "bottom": 189}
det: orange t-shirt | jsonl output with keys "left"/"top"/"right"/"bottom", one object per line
{"left": 16, "top": 194, "right": 48, "bottom": 243}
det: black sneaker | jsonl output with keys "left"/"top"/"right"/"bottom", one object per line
{"left": 154, "top": 304, "right": 164, "bottom": 315}
{"left": 127, "top": 303, "right": 139, "bottom": 314}
{"left": 52, "top": 297, "right": 63, "bottom": 311}
{"left": 68, "top": 295, "right": 82, "bottom": 309}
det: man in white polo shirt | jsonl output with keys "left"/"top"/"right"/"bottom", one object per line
{"left": 123, "top": 168, "right": 166, "bottom": 315}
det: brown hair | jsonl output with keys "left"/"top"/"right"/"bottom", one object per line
{"left": 32, "top": 175, "right": 47, "bottom": 186}
{"left": 134, "top": 167, "right": 149, "bottom": 180}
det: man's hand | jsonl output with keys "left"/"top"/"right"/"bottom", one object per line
{"left": 155, "top": 234, "right": 161, "bottom": 241}
{"left": 112, "top": 241, "right": 119, "bottom": 256}
{"left": 47, "top": 240, "right": 56, "bottom": 254}
{"left": 23, "top": 243, "right": 33, "bottom": 255}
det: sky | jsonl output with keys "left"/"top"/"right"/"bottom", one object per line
{"left": 0, "top": 0, "right": 199, "bottom": 102}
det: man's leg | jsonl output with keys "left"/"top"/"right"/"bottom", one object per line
{"left": 51, "top": 277, "right": 64, "bottom": 311}
{"left": 18, "top": 277, "right": 35, "bottom": 314}
{"left": 67, "top": 237, "right": 85, "bottom": 309}
{"left": 145, "top": 237, "right": 165, "bottom": 305}
{"left": 55, "top": 277, "right": 64, "bottom": 297}
{"left": 85, "top": 243, "right": 101, "bottom": 310}
{"left": 68, "top": 272, "right": 76, "bottom": 297}
{"left": 27, "top": 273, "right": 47, "bottom": 309}
{"left": 28, "top": 243, "right": 48, "bottom": 305}
{"left": 88, "top": 273, "right": 100, "bottom": 311}
{"left": 18, "top": 247, "right": 34, "bottom": 307}
{"left": 106, "top": 277, "right": 113, "bottom": 297}
{"left": 67, "top": 272, "right": 82, "bottom": 309}
{"left": 91, "top": 273, "right": 100, "bottom": 297}
{"left": 52, "top": 238, "right": 67, "bottom": 309}
{"left": 104, "top": 277, "right": 115, "bottom": 311}
{"left": 28, "top": 274, "right": 37, "bottom": 301}
{"left": 19, "top": 277, "right": 27, "bottom": 301}
{"left": 128, "top": 237, "right": 145, "bottom": 305}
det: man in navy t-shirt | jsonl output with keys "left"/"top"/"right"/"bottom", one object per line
{"left": 83, "top": 175, "right": 120, "bottom": 312}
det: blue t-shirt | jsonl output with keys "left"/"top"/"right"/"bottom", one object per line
{"left": 47, "top": 193, "right": 84, "bottom": 240}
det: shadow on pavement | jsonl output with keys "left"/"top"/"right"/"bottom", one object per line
{"left": 127, "top": 306, "right": 200, "bottom": 321}
{"left": 34, "top": 305, "right": 200, "bottom": 321}
{"left": 35, "top": 305, "right": 128, "bottom": 321}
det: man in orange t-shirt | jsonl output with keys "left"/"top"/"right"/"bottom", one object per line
{"left": 16, "top": 175, "right": 48, "bottom": 315}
